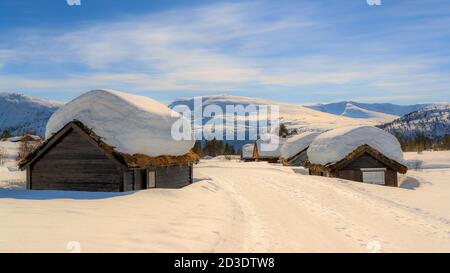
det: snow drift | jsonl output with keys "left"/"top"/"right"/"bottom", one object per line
{"left": 307, "top": 126, "right": 403, "bottom": 165}
{"left": 46, "top": 89, "right": 195, "bottom": 157}
{"left": 280, "top": 132, "right": 321, "bottom": 159}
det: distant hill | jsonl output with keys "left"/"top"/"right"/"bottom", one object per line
{"left": 0, "top": 93, "right": 63, "bottom": 137}
{"left": 304, "top": 101, "right": 448, "bottom": 123}
{"left": 379, "top": 106, "right": 450, "bottom": 142}
{"left": 169, "top": 95, "right": 376, "bottom": 149}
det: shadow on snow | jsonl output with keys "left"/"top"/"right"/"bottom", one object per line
{"left": 0, "top": 189, "right": 134, "bottom": 200}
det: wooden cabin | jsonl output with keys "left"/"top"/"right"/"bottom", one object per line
{"left": 281, "top": 147, "right": 309, "bottom": 166}
{"left": 253, "top": 139, "right": 284, "bottom": 163}
{"left": 305, "top": 144, "right": 407, "bottom": 187}
{"left": 18, "top": 120, "right": 199, "bottom": 192}
{"left": 240, "top": 143, "right": 255, "bottom": 162}
{"left": 280, "top": 132, "right": 320, "bottom": 167}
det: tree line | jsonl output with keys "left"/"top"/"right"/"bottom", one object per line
{"left": 395, "top": 133, "right": 450, "bottom": 152}
{"left": 192, "top": 138, "right": 238, "bottom": 158}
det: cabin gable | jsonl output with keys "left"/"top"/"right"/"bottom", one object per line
{"left": 332, "top": 151, "right": 398, "bottom": 187}
{"left": 29, "top": 128, "right": 124, "bottom": 192}
{"left": 284, "top": 148, "right": 308, "bottom": 166}
{"left": 340, "top": 152, "right": 387, "bottom": 170}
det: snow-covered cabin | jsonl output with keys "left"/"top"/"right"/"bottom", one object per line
{"left": 19, "top": 89, "right": 198, "bottom": 192}
{"left": 280, "top": 132, "right": 321, "bottom": 166}
{"left": 253, "top": 137, "right": 285, "bottom": 163}
{"left": 305, "top": 126, "right": 407, "bottom": 187}
{"left": 240, "top": 143, "right": 255, "bottom": 162}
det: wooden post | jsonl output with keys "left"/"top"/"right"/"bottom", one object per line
{"left": 26, "top": 166, "right": 31, "bottom": 190}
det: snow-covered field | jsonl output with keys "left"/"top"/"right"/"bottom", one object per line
{"left": 1, "top": 143, "right": 449, "bottom": 252}
{"left": 404, "top": 151, "right": 450, "bottom": 169}
{"left": 0, "top": 141, "right": 25, "bottom": 190}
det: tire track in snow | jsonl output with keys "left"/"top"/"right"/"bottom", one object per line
{"left": 206, "top": 173, "right": 274, "bottom": 252}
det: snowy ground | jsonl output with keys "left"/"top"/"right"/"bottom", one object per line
{"left": 404, "top": 151, "right": 450, "bottom": 169}
{"left": 0, "top": 145, "right": 449, "bottom": 252}
{"left": 0, "top": 141, "right": 25, "bottom": 190}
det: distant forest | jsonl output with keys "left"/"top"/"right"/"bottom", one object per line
{"left": 192, "top": 139, "right": 238, "bottom": 157}
{"left": 394, "top": 133, "right": 450, "bottom": 152}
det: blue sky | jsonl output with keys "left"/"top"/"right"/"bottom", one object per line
{"left": 0, "top": 0, "right": 449, "bottom": 104}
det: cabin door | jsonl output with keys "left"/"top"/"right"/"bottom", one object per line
{"left": 147, "top": 170, "right": 156, "bottom": 189}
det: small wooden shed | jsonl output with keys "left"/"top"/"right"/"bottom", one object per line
{"left": 240, "top": 143, "right": 255, "bottom": 162}
{"left": 280, "top": 132, "right": 321, "bottom": 167}
{"left": 305, "top": 144, "right": 407, "bottom": 187}
{"left": 253, "top": 139, "right": 284, "bottom": 163}
{"left": 281, "top": 147, "right": 309, "bottom": 166}
{"left": 19, "top": 120, "right": 199, "bottom": 192}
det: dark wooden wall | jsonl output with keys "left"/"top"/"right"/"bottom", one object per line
{"left": 308, "top": 152, "right": 399, "bottom": 187}
{"left": 332, "top": 152, "right": 398, "bottom": 187}
{"left": 155, "top": 165, "right": 192, "bottom": 188}
{"left": 28, "top": 127, "right": 194, "bottom": 192}
{"left": 257, "top": 158, "right": 279, "bottom": 163}
{"left": 123, "top": 170, "right": 134, "bottom": 192}
{"left": 287, "top": 150, "right": 308, "bottom": 166}
{"left": 29, "top": 128, "right": 124, "bottom": 192}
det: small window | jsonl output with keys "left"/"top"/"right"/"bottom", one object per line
{"left": 362, "top": 171, "right": 385, "bottom": 185}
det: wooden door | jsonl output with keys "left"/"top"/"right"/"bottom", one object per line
{"left": 147, "top": 170, "right": 156, "bottom": 189}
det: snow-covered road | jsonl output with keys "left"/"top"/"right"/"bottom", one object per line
{"left": 197, "top": 161, "right": 450, "bottom": 252}
{"left": 1, "top": 160, "right": 449, "bottom": 252}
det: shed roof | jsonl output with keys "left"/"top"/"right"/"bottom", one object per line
{"left": 280, "top": 131, "right": 321, "bottom": 160}
{"left": 305, "top": 144, "right": 407, "bottom": 174}
{"left": 45, "top": 89, "right": 195, "bottom": 157}
{"left": 255, "top": 137, "right": 285, "bottom": 159}
{"left": 18, "top": 120, "right": 199, "bottom": 170}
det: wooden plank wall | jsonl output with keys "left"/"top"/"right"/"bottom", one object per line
{"left": 123, "top": 170, "right": 134, "bottom": 192}
{"left": 288, "top": 150, "right": 308, "bottom": 166}
{"left": 156, "top": 165, "right": 191, "bottom": 188}
{"left": 30, "top": 128, "right": 123, "bottom": 192}
{"left": 333, "top": 152, "right": 398, "bottom": 187}
{"left": 341, "top": 153, "right": 386, "bottom": 170}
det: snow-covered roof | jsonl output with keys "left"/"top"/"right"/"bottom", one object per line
{"left": 255, "top": 136, "right": 286, "bottom": 158}
{"left": 45, "top": 89, "right": 195, "bottom": 157}
{"left": 307, "top": 126, "right": 403, "bottom": 165}
{"left": 241, "top": 143, "right": 254, "bottom": 159}
{"left": 280, "top": 132, "right": 321, "bottom": 159}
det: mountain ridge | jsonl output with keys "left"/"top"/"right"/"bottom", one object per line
{"left": 379, "top": 106, "right": 450, "bottom": 141}
{"left": 304, "top": 100, "right": 448, "bottom": 120}
{"left": 0, "top": 93, "right": 63, "bottom": 137}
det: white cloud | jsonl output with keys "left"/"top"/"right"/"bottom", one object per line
{"left": 0, "top": 1, "right": 449, "bottom": 103}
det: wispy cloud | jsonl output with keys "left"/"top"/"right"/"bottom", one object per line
{"left": 0, "top": 0, "right": 449, "bottom": 103}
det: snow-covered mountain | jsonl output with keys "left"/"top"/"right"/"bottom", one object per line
{"left": 169, "top": 95, "right": 377, "bottom": 148}
{"left": 0, "top": 93, "right": 63, "bottom": 137}
{"left": 340, "top": 102, "right": 398, "bottom": 123}
{"left": 304, "top": 101, "right": 448, "bottom": 123}
{"left": 379, "top": 106, "right": 450, "bottom": 141}
{"left": 170, "top": 95, "right": 377, "bottom": 131}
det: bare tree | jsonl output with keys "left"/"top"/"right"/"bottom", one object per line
{"left": 0, "top": 146, "right": 6, "bottom": 166}
{"left": 18, "top": 140, "right": 40, "bottom": 161}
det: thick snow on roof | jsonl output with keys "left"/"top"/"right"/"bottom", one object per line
{"left": 46, "top": 89, "right": 195, "bottom": 157}
{"left": 241, "top": 144, "right": 254, "bottom": 159}
{"left": 256, "top": 136, "right": 286, "bottom": 158}
{"left": 307, "top": 126, "right": 403, "bottom": 165}
{"left": 280, "top": 132, "right": 321, "bottom": 159}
